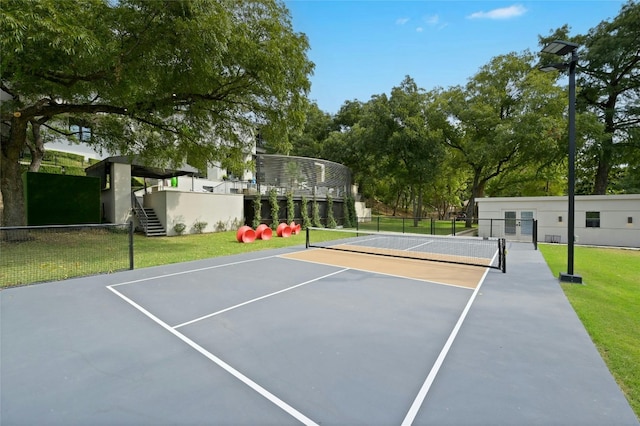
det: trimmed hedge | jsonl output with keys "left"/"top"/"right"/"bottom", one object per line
{"left": 23, "top": 172, "right": 101, "bottom": 225}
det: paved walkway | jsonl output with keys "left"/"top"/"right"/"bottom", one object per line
{"left": 414, "top": 242, "right": 639, "bottom": 425}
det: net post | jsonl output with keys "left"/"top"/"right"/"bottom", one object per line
{"left": 128, "top": 221, "right": 134, "bottom": 270}
{"left": 500, "top": 238, "right": 506, "bottom": 273}
{"left": 533, "top": 219, "right": 538, "bottom": 250}
{"left": 305, "top": 226, "right": 310, "bottom": 249}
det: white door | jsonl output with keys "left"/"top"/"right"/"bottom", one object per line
{"left": 504, "top": 210, "right": 535, "bottom": 240}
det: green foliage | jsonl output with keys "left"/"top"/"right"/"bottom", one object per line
{"left": 348, "top": 195, "right": 358, "bottom": 225}
{"left": 342, "top": 195, "right": 352, "bottom": 228}
{"left": 286, "top": 191, "right": 295, "bottom": 221}
{"left": 192, "top": 221, "right": 207, "bottom": 234}
{"left": 252, "top": 194, "right": 262, "bottom": 229}
{"left": 326, "top": 194, "right": 337, "bottom": 228}
{"left": 269, "top": 188, "right": 279, "bottom": 230}
{"left": 311, "top": 194, "right": 322, "bottom": 227}
{"left": 173, "top": 222, "right": 186, "bottom": 235}
{"left": 1, "top": 0, "right": 314, "bottom": 226}
{"left": 301, "top": 196, "right": 310, "bottom": 228}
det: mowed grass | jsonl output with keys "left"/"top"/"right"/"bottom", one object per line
{"left": 539, "top": 244, "right": 640, "bottom": 418}
{"left": 1, "top": 228, "right": 130, "bottom": 286}
{"left": 0, "top": 228, "right": 340, "bottom": 287}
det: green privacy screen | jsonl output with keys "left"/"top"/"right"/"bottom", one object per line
{"left": 23, "top": 172, "right": 101, "bottom": 225}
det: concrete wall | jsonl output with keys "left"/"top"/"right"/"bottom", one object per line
{"left": 145, "top": 190, "right": 244, "bottom": 236}
{"left": 476, "top": 194, "right": 640, "bottom": 248}
{"left": 99, "top": 162, "right": 132, "bottom": 224}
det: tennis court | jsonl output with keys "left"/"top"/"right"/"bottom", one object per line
{"left": 1, "top": 235, "right": 637, "bottom": 425}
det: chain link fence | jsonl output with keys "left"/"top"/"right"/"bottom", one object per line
{"left": 1, "top": 223, "right": 133, "bottom": 288}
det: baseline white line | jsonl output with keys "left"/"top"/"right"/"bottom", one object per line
{"left": 109, "top": 254, "right": 279, "bottom": 288}
{"left": 106, "top": 285, "right": 319, "bottom": 426}
{"left": 401, "top": 263, "right": 495, "bottom": 425}
{"left": 173, "top": 268, "right": 349, "bottom": 329}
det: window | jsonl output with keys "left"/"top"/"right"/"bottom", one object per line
{"left": 69, "top": 120, "right": 92, "bottom": 142}
{"left": 586, "top": 211, "right": 600, "bottom": 228}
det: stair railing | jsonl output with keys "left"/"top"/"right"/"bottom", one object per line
{"left": 131, "top": 192, "right": 150, "bottom": 236}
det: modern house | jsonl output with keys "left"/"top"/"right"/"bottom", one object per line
{"left": 476, "top": 194, "right": 640, "bottom": 248}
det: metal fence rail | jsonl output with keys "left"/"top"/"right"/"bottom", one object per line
{"left": 0, "top": 223, "right": 133, "bottom": 288}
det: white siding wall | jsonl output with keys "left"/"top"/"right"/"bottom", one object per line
{"left": 145, "top": 190, "right": 244, "bottom": 236}
{"left": 476, "top": 195, "right": 640, "bottom": 248}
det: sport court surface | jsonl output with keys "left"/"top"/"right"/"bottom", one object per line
{"left": 1, "top": 242, "right": 638, "bottom": 425}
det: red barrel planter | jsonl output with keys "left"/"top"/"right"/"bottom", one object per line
{"left": 276, "top": 223, "right": 292, "bottom": 238}
{"left": 255, "top": 224, "right": 273, "bottom": 240}
{"left": 236, "top": 226, "right": 256, "bottom": 243}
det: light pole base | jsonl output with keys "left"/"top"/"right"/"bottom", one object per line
{"left": 560, "top": 273, "right": 583, "bottom": 284}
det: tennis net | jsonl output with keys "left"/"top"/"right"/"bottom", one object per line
{"left": 305, "top": 227, "right": 506, "bottom": 272}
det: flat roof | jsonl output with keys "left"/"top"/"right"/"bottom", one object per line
{"left": 85, "top": 156, "right": 200, "bottom": 180}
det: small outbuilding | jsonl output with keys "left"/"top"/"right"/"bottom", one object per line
{"left": 476, "top": 194, "right": 640, "bottom": 248}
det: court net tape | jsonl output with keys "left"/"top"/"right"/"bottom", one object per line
{"left": 305, "top": 227, "right": 506, "bottom": 273}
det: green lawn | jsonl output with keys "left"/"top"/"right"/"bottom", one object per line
{"left": 539, "top": 244, "right": 640, "bottom": 419}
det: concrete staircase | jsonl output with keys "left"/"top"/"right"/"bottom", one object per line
{"left": 132, "top": 194, "right": 166, "bottom": 237}
{"left": 139, "top": 208, "right": 166, "bottom": 237}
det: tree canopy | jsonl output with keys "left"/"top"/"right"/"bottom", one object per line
{"left": 1, "top": 0, "right": 313, "bottom": 226}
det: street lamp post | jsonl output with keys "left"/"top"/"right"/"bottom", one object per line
{"left": 540, "top": 40, "right": 582, "bottom": 284}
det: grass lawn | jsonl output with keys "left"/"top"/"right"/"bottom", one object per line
{"left": 539, "top": 244, "right": 640, "bottom": 419}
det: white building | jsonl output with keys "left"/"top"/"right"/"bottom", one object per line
{"left": 476, "top": 194, "right": 640, "bottom": 248}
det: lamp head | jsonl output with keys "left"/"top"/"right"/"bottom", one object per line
{"left": 541, "top": 40, "right": 579, "bottom": 56}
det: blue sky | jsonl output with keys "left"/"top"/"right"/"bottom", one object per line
{"left": 285, "top": 0, "right": 626, "bottom": 114}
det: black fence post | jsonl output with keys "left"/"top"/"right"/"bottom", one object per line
{"left": 533, "top": 219, "right": 538, "bottom": 250}
{"left": 305, "top": 226, "right": 310, "bottom": 248}
{"left": 128, "top": 221, "right": 134, "bottom": 270}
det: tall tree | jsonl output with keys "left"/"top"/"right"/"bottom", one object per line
{"left": 540, "top": 1, "right": 640, "bottom": 194}
{"left": 0, "top": 0, "right": 313, "bottom": 226}
{"left": 436, "top": 52, "right": 567, "bottom": 222}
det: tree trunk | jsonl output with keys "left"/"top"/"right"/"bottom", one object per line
{"left": 465, "top": 170, "right": 485, "bottom": 228}
{"left": 1, "top": 116, "right": 28, "bottom": 227}
{"left": 26, "top": 120, "right": 46, "bottom": 172}
{"left": 593, "top": 160, "right": 611, "bottom": 195}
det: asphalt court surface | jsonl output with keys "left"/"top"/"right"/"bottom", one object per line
{"left": 108, "top": 253, "right": 477, "bottom": 424}
{"left": 2, "top": 243, "right": 638, "bottom": 425}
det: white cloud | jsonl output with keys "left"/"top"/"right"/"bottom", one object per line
{"left": 467, "top": 4, "right": 527, "bottom": 20}
{"left": 424, "top": 14, "right": 439, "bottom": 25}
{"left": 416, "top": 27, "right": 424, "bottom": 32}
{"left": 396, "top": 17, "right": 410, "bottom": 25}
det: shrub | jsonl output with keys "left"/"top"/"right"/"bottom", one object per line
{"left": 286, "top": 191, "right": 295, "bottom": 222}
{"left": 301, "top": 196, "right": 310, "bottom": 229}
{"left": 343, "top": 195, "right": 352, "bottom": 228}
{"left": 269, "top": 188, "right": 279, "bottom": 230}
{"left": 252, "top": 194, "right": 261, "bottom": 229}
{"left": 173, "top": 222, "right": 186, "bottom": 235}
{"left": 193, "top": 221, "right": 207, "bottom": 234}
{"left": 312, "top": 193, "right": 322, "bottom": 228}
{"left": 327, "top": 194, "right": 337, "bottom": 228}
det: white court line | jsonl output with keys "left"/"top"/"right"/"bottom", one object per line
{"left": 106, "top": 284, "right": 320, "bottom": 426}
{"left": 401, "top": 250, "right": 499, "bottom": 425}
{"left": 173, "top": 269, "right": 349, "bottom": 329}
{"left": 109, "top": 254, "right": 279, "bottom": 288}
{"left": 405, "top": 240, "right": 435, "bottom": 251}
